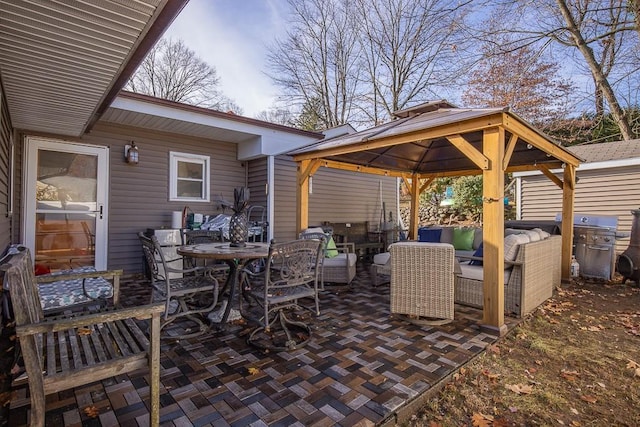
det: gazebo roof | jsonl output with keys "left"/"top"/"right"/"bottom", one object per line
{"left": 290, "top": 101, "right": 581, "bottom": 177}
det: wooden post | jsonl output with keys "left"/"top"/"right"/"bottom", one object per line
{"left": 409, "top": 175, "right": 420, "bottom": 240}
{"left": 561, "top": 164, "right": 576, "bottom": 282}
{"left": 297, "top": 160, "right": 310, "bottom": 234}
{"left": 481, "top": 127, "right": 507, "bottom": 335}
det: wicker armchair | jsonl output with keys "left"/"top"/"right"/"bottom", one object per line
{"left": 300, "top": 229, "right": 357, "bottom": 288}
{"left": 389, "top": 242, "right": 455, "bottom": 325}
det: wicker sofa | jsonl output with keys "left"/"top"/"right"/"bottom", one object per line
{"left": 455, "top": 234, "right": 562, "bottom": 317}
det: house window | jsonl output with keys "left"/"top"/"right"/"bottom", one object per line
{"left": 169, "top": 152, "right": 210, "bottom": 202}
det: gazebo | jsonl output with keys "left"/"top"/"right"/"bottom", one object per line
{"left": 290, "top": 101, "right": 582, "bottom": 334}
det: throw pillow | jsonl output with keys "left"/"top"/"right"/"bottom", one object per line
{"left": 418, "top": 228, "right": 442, "bottom": 242}
{"left": 452, "top": 227, "right": 475, "bottom": 251}
{"left": 469, "top": 243, "right": 484, "bottom": 265}
{"left": 325, "top": 236, "right": 339, "bottom": 258}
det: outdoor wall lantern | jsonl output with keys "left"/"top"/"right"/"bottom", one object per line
{"left": 125, "top": 142, "right": 139, "bottom": 164}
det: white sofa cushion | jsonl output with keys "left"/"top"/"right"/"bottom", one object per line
{"left": 322, "top": 252, "right": 357, "bottom": 267}
{"left": 373, "top": 252, "right": 390, "bottom": 265}
{"left": 504, "top": 233, "right": 529, "bottom": 261}
{"left": 459, "top": 263, "right": 512, "bottom": 282}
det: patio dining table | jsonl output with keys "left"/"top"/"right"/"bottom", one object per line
{"left": 177, "top": 242, "right": 269, "bottom": 326}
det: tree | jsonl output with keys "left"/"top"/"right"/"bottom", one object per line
{"left": 356, "top": 0, "right": 470, "bottom": 123}
{"left": 267, "top": 0, "right": 472, "bottom": 129}
{"left": 126, "top": 38, "right": 242, "bottom": 113}
{"left": 266, "top": 0, "right": 362, "bottom": 129}
{"left": 462, "top": 34, "right": 574, "bottom": 127}
{"left": 469, "top": 0, "right": 639, "bottom": 140}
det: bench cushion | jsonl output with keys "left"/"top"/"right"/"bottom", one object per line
{"left": 38, "top": 266, "right": 113, "bottom": 311}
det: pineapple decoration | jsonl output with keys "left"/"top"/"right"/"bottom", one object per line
{"left": 226, "top": 187, "right": 250, "bottom": 247}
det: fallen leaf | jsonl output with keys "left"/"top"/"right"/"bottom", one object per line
{"left": 627, "top": 360, "right": 640, "bottom": 369}
{"left": 247, "top": 367, "right": 260, "bottom": 375}
{"left": 570, "top": 421, "right": 582, "bottom": 426}
{"left": 505, "top": 383, "right": 533, "bottom": 394}
{"left": 471, "top": 412, "right": 493, "bottom": 427}
{"left": 77, "top": 328, "right": 92, "bottom": 336}
{"left": 597, "top": 382, "right": 606, "bottom": 388}
{"left": 560, "top": 369, "right": 580, "bottom": 382}
{"left": 428, "top": 421, "right": 442, "bottom": 427}
{"left": 570, "top": 408, "right": 579, "bottom": 415}
{"left": 509, "top": 406, "right": 518, "bottom": 413}
{"left": 482, "top": 369, "right": 500, "bottom": 382}
{"left": 580, "top": 395, "right": 597, "bottom": 403}
{"left": 493, "top": 419, "right": 510, "bottom": 427}
{"left": 487, "top": 345, "right": 501, "bottom": 355}
{"left": 83, "top": 406, "right": 99, "bottom": 418}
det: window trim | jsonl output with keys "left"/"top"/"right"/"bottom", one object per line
{"left": 169, "top": 151, "right": 210, "bottom": 202}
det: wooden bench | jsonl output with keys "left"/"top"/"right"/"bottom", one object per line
{"left": 2, "top": 246, "right": 163, "bottom": 427}
{"left": 328, "top": 221, "right": 384, "bottom": 261}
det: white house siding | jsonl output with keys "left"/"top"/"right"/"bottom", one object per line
{"left": 84, "top": 122, "right": 248, "bottom": 274}
{"left": 273, "top": 155, "right": 398, "bottom": 241}
{"left": 518, "top": 166, "right": 640, "bottom": 254}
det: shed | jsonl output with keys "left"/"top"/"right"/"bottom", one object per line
{"left": 514, "top": 139, "right": 640, "bottom": 254}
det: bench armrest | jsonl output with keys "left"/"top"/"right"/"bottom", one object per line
{"left": 456, "top": 254, "right": 522, "bottom": 267}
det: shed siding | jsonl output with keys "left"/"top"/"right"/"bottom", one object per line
{"left": 0, "top": 86, "right": 12, "bottom": 250}
{"left": 273, "top": 155, "right": 398, "bottom": 241}
{"left": 85, "top": 122, "right": 247, "bottom": 273}
{"left": 520, "top": 166, "right": 640, "bottom": 253}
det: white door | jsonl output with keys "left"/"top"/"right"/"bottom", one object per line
{"left": 24, "top": 137, "right": 109, "bottom": 271}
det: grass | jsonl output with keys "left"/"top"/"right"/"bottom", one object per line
{"left": 404, "top": 280, "right": 640, "bottom": 427}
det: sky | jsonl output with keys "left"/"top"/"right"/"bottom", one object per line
{"left": 164, "top": 0, "right": 290, "bottom": 117}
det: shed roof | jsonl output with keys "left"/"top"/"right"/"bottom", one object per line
{"left": 567, "top": 139, "right": 640, "bottom": 163}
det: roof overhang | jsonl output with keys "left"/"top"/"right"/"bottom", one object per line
{"left": 0, "top": 0, "right": 189, "bottom": 137}
{"left": 100, "top": 92, "right": 323, "bottom": 160}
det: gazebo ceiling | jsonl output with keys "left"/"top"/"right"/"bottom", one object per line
{"left": 290, "top": 102, "right": 581, "bottom": 177}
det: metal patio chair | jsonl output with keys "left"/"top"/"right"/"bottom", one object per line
{"left": 138, "top": 232, "right": 220, "bottom": 339}
{"left": 242, "top": 238, "right": 323, "bottom": 351}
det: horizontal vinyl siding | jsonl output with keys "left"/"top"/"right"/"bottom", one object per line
{"left": 247, "top": 157, "right": 267, "bottom": 221}
{"left": 273, "top": 156, "right": 297, "bottom": 240}
{"left": 520, "top": 166, "right": 640, "bottom": 253}
{"left": 0, "top": 87, "right": 11, "bottom": 250}
{"left": 273, "top": 155, "right": 398, "bottom": 241}
{"left": 86, "top": 122, "right": 247, "bottom": 274}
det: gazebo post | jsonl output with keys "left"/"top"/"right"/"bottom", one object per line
{"left": 409, "top": 174, "right": 420, "bottom": 240}
{"left": 297, "top": 159, "right": 311, "bottom": 234}
{"left": 481, "top": 127, "right": 508, "bottom": 335}
{"left": 561, "top": 164, "right": 576, "bottom": 282}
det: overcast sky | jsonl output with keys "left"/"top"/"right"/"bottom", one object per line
{"left": 164, "top": 0, "right": 290, "bottom": 117}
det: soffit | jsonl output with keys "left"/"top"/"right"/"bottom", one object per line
{"left": 0, "top": 0, "right": 182, "bottom": 137}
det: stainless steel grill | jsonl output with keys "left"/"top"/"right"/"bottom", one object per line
{"left": 557, "top": 213, "right": 623, "bottom": 280}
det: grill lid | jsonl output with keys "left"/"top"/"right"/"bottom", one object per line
{"left": 555, "top": 213, "right": 618, "bottom": 230}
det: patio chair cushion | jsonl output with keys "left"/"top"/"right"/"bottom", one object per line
{"left": 452, "top": 227, "right": 475, "bottom": 251}
{"left": 322, "top": 252, "right": 357, "bottom": 267}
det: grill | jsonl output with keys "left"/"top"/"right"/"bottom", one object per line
{"left": 556, "top": 213, "right": 626, "bottom": 280}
